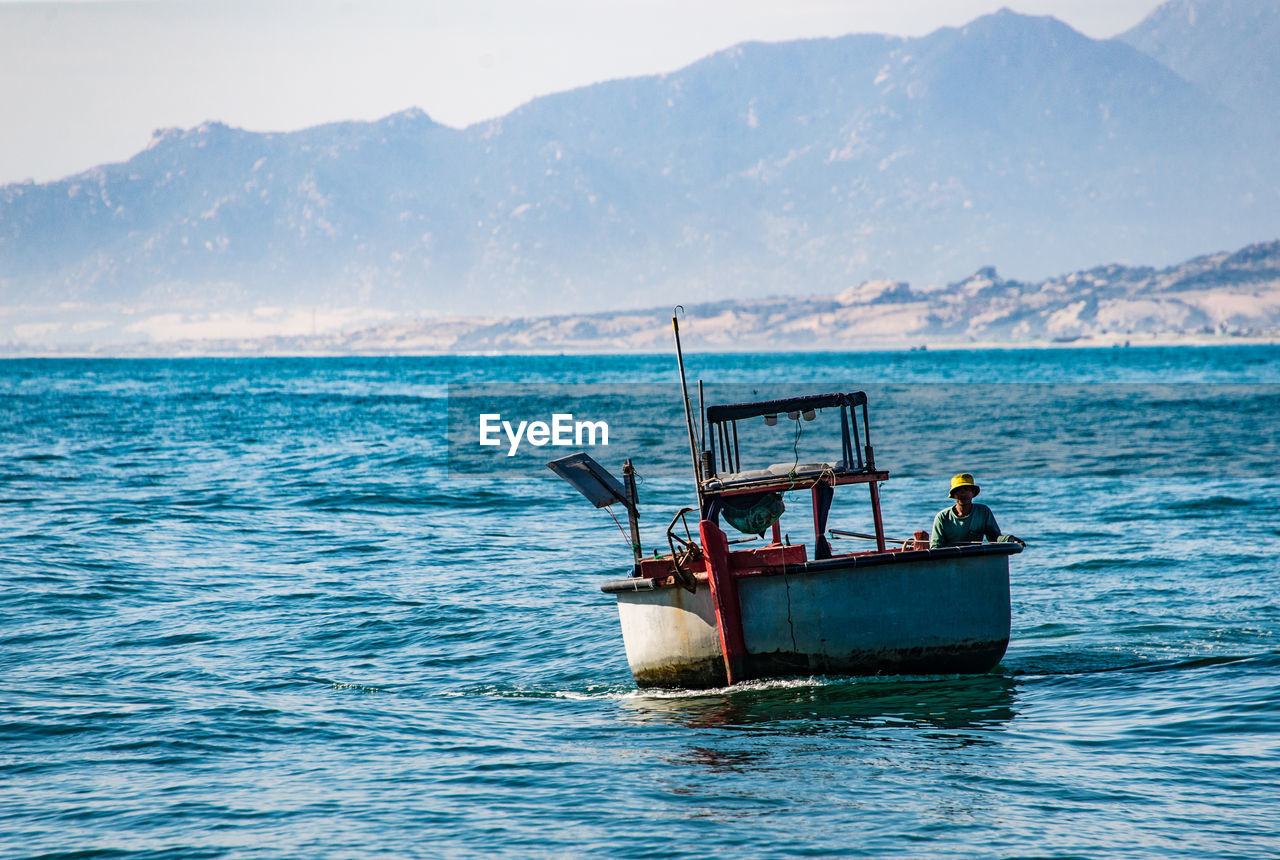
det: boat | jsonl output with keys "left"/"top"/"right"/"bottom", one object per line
{"left": 548, "top": 314, "right": 1021, "bottom": 689}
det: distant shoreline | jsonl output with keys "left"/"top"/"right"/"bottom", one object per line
{"left": 4, "top": 332, "right": 1278, "bottom": 360}
{"left": 7, "top": 237, "right": 1279, "bottom": 356}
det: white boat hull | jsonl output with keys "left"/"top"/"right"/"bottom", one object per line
{"left": 605, "top": 546, "right": 1013, "bottom": 688}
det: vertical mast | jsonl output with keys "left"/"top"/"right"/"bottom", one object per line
{"left": 672, "top": 308, "right": 704, "bottom": 514}
{"left": 622, "top": 459, "right": 642, "bottom": 563}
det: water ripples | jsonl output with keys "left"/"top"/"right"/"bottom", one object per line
{"left": 2, "top": 353, "right": 1279, "bottom": 858}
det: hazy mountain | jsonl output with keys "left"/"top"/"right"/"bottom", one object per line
{"left": 2, "top": 7, "right": 1279, "bottom": 346}
{"left": 1119, "top": 0, "right": 1280, "bottom": 125}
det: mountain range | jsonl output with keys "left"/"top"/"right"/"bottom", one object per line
{"left": 2, "top": 0, "right": 1279, "bottom": 350}
{"left": 1118, "top": 0, "right": 1280, "bottom": 127}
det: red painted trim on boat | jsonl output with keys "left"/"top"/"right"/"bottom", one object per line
{"left": 699, "top": 518, "right": 747, "bottom": 685}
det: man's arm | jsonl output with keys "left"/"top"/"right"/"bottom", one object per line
{"left": 984, "top": 506, "right": 1001, "bottom": 542}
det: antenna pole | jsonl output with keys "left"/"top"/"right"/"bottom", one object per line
{"left": 697, "top": 379, "right": 706, "bottom": 455}
{"left": 622, "top": 459, "right": 642, "bottom": 563}
{"left": 672, "top": 308, "right": 704, "bottom": 513}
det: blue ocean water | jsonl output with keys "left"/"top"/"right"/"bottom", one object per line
{"left": 2, "top": 347, "right": 1279, "bottom": 859}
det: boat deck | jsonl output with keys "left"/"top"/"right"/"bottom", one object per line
{"left": 602, "top": 540, "right": 1021, "bottom": 594}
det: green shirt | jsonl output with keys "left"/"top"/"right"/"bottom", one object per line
{"left": 931, "top": 503, "right": 1001, "bottom": 547}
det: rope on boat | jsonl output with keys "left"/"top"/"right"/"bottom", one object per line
{"left": 830, "top": 528, "right": 913, "bottom": 544}
{"left": 605, "top": 505, "right": 637, "bottom": 555}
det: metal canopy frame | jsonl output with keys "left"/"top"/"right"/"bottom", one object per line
{"left": 703, "top": 391, "right": 875, "bottom": 489}
{"left": 700, "top": 390, "right": 886, "bottom": 556}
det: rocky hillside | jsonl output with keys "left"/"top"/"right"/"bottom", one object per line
{"left": 35, "top": 239, "right": 1277, "bottom": 355}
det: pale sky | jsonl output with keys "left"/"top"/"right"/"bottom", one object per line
{"left": 0, "top": 0, "right": 1162, "bottom": 186}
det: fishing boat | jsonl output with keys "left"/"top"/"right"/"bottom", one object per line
{"left": 549, "top": 315, "right": 1021, "bottom": 689}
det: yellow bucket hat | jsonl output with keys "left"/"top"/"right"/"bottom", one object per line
{"left": 949, "top": 472, "right": 980, "bottom": 498}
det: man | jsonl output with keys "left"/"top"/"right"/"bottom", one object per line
{"left": 930, "top": 472, "right": 1024, "bottom": 548}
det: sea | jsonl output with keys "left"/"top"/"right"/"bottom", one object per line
{"left": 2, "top": 346, "right": 1279, "bottom": 859}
